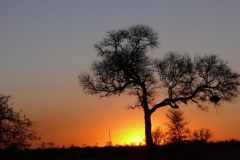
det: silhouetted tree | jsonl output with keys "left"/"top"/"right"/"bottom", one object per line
{"left": 106, "top": 141, "right": 112, "bottom": 147}
{"left": 0, "top": 94, "right": 40, "bottom": 149}
{"left": 47, "top": 142, "right": 55, "bottom": 149}
{"left": 192, "top": 128, "right": 212, "bottom": 143}
{"left": 79, "top": 24, "right": 240, "bottom": 147}
{"left": 165, "top": 109, "right": 191, "bottom": 143}
{"left": 37, "top": 140, "right": 46, "bottom": 149}
{"left": 151, "top": 125, "right": 168, "bottom": 145}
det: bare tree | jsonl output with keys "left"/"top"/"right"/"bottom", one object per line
{"left": 192, "top": 128, "right": 212, "bottom": 143}
{"left": 165, "top": 109, "right": 191, "bottom": 143}
{"left": 79, "top": 24, "right": 240, "bottom": 147}
{"left": 0, "top": 94, "right": 40, "bottom": 149}
{"left": 152, "top": 125, "right": 168, "bottom": 145}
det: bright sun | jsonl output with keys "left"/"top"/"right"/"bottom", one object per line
{"left": 118, "top": 130, "right": 144, "bottom": 146}
{"left": 128, "top": 136, "right": 144, "bottom": 145}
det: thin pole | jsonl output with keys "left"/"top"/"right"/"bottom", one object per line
{"left": 109, "top": 129, "right": 112, "bottom": 147}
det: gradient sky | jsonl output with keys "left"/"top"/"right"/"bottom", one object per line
{"left": 1, "top": 0, "right": 240, "bottom": 148}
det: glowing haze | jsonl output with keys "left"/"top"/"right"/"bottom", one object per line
{"left": 1, "top": 0, "right": 240, "bottom": 148}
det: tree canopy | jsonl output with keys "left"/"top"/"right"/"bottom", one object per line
{"left": 0, "top": 94, "right": 40, "bottom": 149}
{"left": 155, "top": 52, "right": 240, "bottom": 111}
{"left": 79, "top": 24, "right": 240, "bottom": 147}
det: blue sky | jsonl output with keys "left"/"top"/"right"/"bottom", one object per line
{"left": 1, "top": 0, "right": 240, "bottom": 147}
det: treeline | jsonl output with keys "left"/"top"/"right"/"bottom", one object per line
{"left": 151, "top": 109, "right": 213, "bottom": 145}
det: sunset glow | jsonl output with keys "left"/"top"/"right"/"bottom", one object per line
{"left": 1, "top": 1, "right": 240, "bottom": 149}
{"left": 116, "top": 129, "right": 145, "bottom": 146}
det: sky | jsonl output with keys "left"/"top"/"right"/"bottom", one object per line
{"left": 1, "top": 0, "right": 240, "bottom": 148}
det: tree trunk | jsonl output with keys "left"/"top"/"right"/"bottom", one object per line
{"left": 144, "top": 111, "right": 153, "bottom": 147}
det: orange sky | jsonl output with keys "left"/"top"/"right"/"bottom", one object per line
{"left": 1, "top": 1, "right": 240, "bottom": 149}
{"left": 25, "top": 93, "right": 240, "bottom": 148}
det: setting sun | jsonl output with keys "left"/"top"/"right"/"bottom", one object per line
{"left": 126, "top": 136, "right": 144, "bottom": 145}
{"left": 115, "top": 128, "right": 145, "bottom": 146}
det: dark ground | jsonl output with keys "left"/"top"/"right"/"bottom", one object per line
{"left": 1, "top": 141, "right": 240, "bottom": 160}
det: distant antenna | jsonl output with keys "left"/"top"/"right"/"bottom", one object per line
{"left": 109, "top": 129, "right": 112, "bottom": 147}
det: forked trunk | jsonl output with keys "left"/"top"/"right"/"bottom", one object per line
{"left": 144, "top": 111, "right": 153, "bottom": 147}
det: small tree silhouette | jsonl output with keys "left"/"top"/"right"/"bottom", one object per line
{"left": 106, "top": 141, "right": 112, "bottom": 147}
{"left": 154, "top": 110, "right": 214, "bottom": 144}
{"left": 151, "top": 126, "right": 168, "bottom": 145}
{"left": 192, "top": 128, "right": 213, "bottom": 143}
{"left": 47, "top": 142, "right": 55, "bottom": 149}
{"left": 37, "top": 141, "right": 47, "bottom": 149}
{"left": 165, "top": 109, "right": 191, "bottom": 143}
